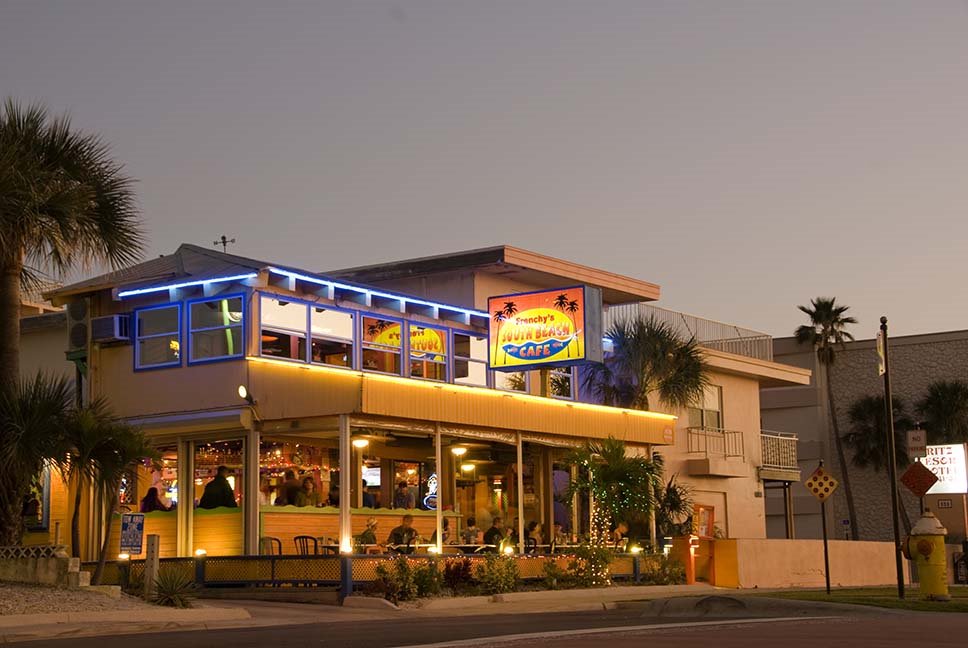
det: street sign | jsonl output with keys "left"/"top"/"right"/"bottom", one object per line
{"left": 900, "top": 461, "right": 939, "bottom": 498}
{"left": 120, "top": 513, "right": 145, "bottom": 554}
{"left": 805, "top": 466, "right": 839, "bottom": 502}
{"left": 906, "top": 429, "right": 927, "bottom": 460}
{"left": 876, "top": 331, "right": 886, "bottom": 376}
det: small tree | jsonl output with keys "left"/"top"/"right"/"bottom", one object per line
{"left": 0, "top": 374, "right": 72, "bottom": 545}
{"left": 92, "top": 426, "right": 157, "bottom": 585}
{"left": 564, "top": 437, "right": 661, "bottom": 546}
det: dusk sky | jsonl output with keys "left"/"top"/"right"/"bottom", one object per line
{"left": 3, "top": 1, "right": 968, "bottom": 338}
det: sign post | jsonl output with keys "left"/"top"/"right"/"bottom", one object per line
{"left": 804, "top": 461, "right": 839, "bottom": 594}
{"left": 879, "top": 317, "right": 905, "bottom": 600}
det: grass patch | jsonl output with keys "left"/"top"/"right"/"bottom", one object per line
{"left": 758, "top": 586, "right": 968, "bottom": 613}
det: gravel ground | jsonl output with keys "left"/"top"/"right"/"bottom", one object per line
{"left": 0, "top": 581, "right": 153, "bottom": 616}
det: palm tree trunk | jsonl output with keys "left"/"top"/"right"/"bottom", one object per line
{"left": 0, "top": 494, "right": 24, "bottom": 546}
{"left": 825, "top": 364, "right": 859, "bottom": 541}
{"left": 71, "top": 478, "right": 83, "bottom": 558}
{"left": 0, "top": 259, "right": 23, "bottom": 397}
{"left": 93, "top": 490, "right": 116, "bottom": 585}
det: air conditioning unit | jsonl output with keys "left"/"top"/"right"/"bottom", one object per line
{"left": 91, "top": 314, "right": 131, "bottom": 343}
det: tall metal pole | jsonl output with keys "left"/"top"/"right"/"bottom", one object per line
{"left": 820, "top": 491, "right": 831, "bottom": 595}
{"left": 880, "top": 316, "right": 905, "bottom": 600}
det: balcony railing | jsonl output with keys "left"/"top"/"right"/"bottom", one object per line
{"left": 686, "top": 426, "right": 745, "bottom": 459}
{"left": 760, "top": 430, "right": 799, "bottom": 471}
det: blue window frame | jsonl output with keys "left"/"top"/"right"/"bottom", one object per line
{"left": 493, "top": 369, "right": 529, "bottom": 393}
{"left": 188, "top": 294, "right": 245, "bottom": 364}
{"left": 452, "top": 330, "right": 488, "bottom": 387}
{"left": 361, "top": 314, "right": 404, "bottom": 375}
{"left": 134, "top": 303, "right": 182, "bottom": 370}
{"left": 408, "top": 323, "right": 448, "bottom": 381}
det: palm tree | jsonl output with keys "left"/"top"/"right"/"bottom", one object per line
{"left": 843, "top": 394, "right": 914, "bottom": 532}
{"left": 582, "top": 315, "right": 708, "bottom": 411}
{"left": 56, "top": 400, "right": 124, "bottom": 558}
{"left": 92, "top": 426, "right": 157, "bottom": 585}
{"left": 566, "top": 299, "right": 581, "bottom": 356}
{"left": 795, "top": 297, "right": 858, "bottom": 540}
{"left": 564, "top": 437, "right": 662, "bottom": 546}
{"left": 553, "top": 294, "right": 572, "bottom": 358}
{"left": 491, "top": 301, "right": 518, "bottom": 364}
{"left": 0, "top": 374, "right": 72, "bottom": 545}
{"left": 916, "top": 380, "right": 968, "bottom": 444}
{"left": 0, "top": 98, "right": 145, "bottom": 396}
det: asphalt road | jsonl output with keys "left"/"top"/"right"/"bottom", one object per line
{"left": 20, "top": 609, "right": 723, "bottom": 648}
{"left": 20, "top": 606, "right": 968, "bottom": 648}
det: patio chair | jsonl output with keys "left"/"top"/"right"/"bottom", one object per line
{"left": 260, "top": 536, "right": 282, "bottom": 556}
{"left": 294, "top": 535, "right": 319, "bottom": 555}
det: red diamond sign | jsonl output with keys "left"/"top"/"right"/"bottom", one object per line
{"left": 900, "top": 460, "right": 939, "bottom": 498}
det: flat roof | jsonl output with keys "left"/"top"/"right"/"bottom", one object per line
{"left": 328, "top": 245, "right": 661, "bottom": 305}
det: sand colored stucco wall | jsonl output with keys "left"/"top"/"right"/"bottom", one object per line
{"left": 712, "top": 538, "right": 910, "bottom": 589}
{"left": 659, "top": 369, "right": 767, "bottom": 539}
{"left": 20, "top": 321, "right": 74, "bottom": 381}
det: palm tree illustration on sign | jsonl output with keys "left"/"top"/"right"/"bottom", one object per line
{"left": 553, "top": 293, "right": 573, "bottom": 358}
{"left": 492, "top": 301, "right": 518, "bottom": 364}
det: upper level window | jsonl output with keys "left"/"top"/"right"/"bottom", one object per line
{"left": 311, "top": 307, "right": 354, "bottom": 368}
{"left": 261, "top": 296, "right": 308, "bottom": 361}
{"left": 362, "top": 316, "right": 402, "bottom": 375}
{"left": 550, "top": 367, "right": 575, "bottom": 400}
{"left": 687, "top": 385, "right": 722, "bottom": 428}
{"left": 135, "top": 304, "right": 181, "bottom": 369}
{"left": 453, "top": 331, "right": 487, "bottom": 387}
{"left": 409, "top": 325, "right": 447, "bottom": 381}
{"left": 494, "top": 370, "right": 528, "bottom": 393}
{"left": 189, "top": 295, "right": 244, "bottom": 363}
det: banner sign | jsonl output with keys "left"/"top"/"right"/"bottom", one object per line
{"left": 364, "top": 319, "right": 446, "bottom": 361}
{"left": 925, "top": 444, "right": 968, "bottom": 495}
{"left": 488, "top": 286, "right": 603, "bottom": 371}
{"left": 120, "top": 513, "right": 145, "bottom": 555}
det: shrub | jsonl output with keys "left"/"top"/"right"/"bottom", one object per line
{"left": 541, "top": 559, "right": 574, "bottom": 590}
{"left": 412, "top": 558, "right": 443, "bottom": 597}
{"left": 443, "top": 557, "right": 474, "bottom": 595}
{"left": 639, "top": 555, "right": 686, "bottom": 585}
{"left": 375, "top": 556, "right": 417, "bottom": 603}
{"left": 151, "top": 567, "right": 196, "bottom": 608}
{"left": 474, "top": 554, "right": 519, "bottom": 595}
{"left": 567, "top": 544, "right": 612, "bottom": 588}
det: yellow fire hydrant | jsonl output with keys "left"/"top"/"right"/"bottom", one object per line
{"left": 902, "top": 510, "right": 950, "bottom": 601}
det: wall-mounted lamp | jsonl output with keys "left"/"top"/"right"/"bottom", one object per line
{"left": 237, "top": 385, "right": 255, "bottom": 405}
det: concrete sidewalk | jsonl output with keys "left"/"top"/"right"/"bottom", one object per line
{"left": 0, "top": 603, "right": 251, "bottom": 643}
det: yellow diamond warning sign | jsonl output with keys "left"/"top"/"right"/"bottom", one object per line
{"left": 805, "top": 466, "right": 839, "bottom": 502}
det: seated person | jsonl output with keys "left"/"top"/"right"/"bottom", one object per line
{"left": 140, "top": 487, "right": 170, "bottom": 513}
{"left": 482, "top": 516, "right": 505, "bottom": 550}
{"left": 357, "top": 517, "right": 378, "bottom": 545}
{"left": 430, "top": 517, "right": 450, "bottom": 545}
{"left": 361, "top": 479, "right": 377, "bottom": 508}
{"left": 386, "top": 514, "right": 419, "bottom": 549}
{"left": 294, "top": 476, "right": 322, "bottom": 507}
{"left": 524, "top": 521, "right": 542, "bottom": 551}
{"left": 198, "top": 466, "right": 237, "bottom": 509}
{"left": 459, "top": 517, "right": 480, "bottom": 545}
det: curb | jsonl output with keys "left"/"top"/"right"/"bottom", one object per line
{"left": 343, "top": 597, "right": 400, "bottom": 611}
{"left": 0, "top": 605, "right": 251, "bottom": 630}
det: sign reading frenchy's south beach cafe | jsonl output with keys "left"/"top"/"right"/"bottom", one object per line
{"left": 488, "top": 286, "right": 603, "bottom": 371}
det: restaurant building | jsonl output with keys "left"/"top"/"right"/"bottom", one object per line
{"left": 31, "top": 244, "right": 808, "bottom": 560}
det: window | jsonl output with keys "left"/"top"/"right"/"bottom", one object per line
{"left": 189, "top": 295, "right": 244, "bottom": 363}
{"left": 261, "top": 296, "right": 308, "bottom": 361}
{"left": 362, "top": 316, "right": 402, "bottom": 374}
{"left": 453, "top": 331, "right": 488, "bottom": 387}
{"left": 409, "top": 325, "right": 447, "bottom": 381}
{"left": 687, "top": 385, "right": 722, "bottom": 428}
{"left": 494, "top": 370, "right": 528, "bottom": 392}
{"left": 310, "top": 307, "right": 354, "bottom": 368}
{"left": 550, "top": 367, "right": 575, "bottom": 400}
{"left": 135, "top": 304, "right": 181, "bottom": 369}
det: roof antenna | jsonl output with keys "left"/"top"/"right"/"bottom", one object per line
{"left": 213, "top": 235, "right": 236, "bottom": 253}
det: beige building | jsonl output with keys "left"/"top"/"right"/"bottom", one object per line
{"left": 25, "top": 244, "right": 807, "bottom": 559}
{"left": 762, "top": 330, "right": 968, "bottom": 543}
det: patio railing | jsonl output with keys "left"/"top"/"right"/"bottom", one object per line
{"left": 686, "top": 426, "right": 745, "bottom": 459}
{"left": 760, "top": 430, "right": 799, "bottom": 471}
